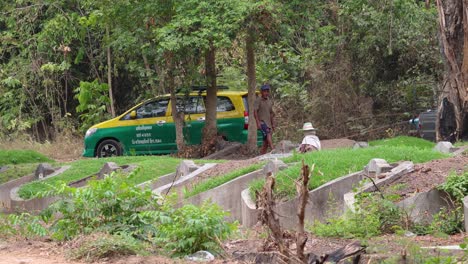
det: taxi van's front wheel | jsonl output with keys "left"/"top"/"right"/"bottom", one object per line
{"left": 96, "top": 139, "right": 122, "bottom": 158}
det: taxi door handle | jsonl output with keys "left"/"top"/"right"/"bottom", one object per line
{"left": 157, "top": 120, "right": 166, "bottom": 125}
{"left": 197, "top": 117, "right": 205, "bottom": 121}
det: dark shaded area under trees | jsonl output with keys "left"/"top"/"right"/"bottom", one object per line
{"left": 0, "top": 0, "right": 448, "bottom": 147}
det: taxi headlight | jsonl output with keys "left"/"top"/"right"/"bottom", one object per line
{"left": 85, "top": 128, "right": 97, "bottom": 138}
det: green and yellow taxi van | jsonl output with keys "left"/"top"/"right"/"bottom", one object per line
{"left": 82, "top": 87, "right": 262, "bottom": 157}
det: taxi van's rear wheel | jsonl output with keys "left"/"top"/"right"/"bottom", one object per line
{"left": 96, "top": 139, "right": 122, "bottom": 158}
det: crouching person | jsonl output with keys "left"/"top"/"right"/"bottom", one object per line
{"left": 298, "top": 122, "right": 321, "bottom": 153}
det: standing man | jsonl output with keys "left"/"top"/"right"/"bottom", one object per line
{"left": 254, "top": 84, "right": 275, "bottom": 154}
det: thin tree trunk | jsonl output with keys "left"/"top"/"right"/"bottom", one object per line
{"left": 106, "top": 25, "right": 116, "bottom": 117}
{"left": 296, "top": 162, "right": 311, "bottom": 263}
{"left": 201, "top": 43, "right": 218, "bottom": 155}
{"left": 436, "top": 0, "right": 468, "bottom": 141}
{"left": 166, "top": 53, "right": 185, "bottom": 151}
{"left": 246, "top": 30, "right": 258, "bottom": 152}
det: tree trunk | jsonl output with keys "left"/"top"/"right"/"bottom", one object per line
{"left": 201, "top": 43, "right": 218, "bottom": 156}
{"left": 246, "top": 30, "right": 258, "bottom": 152}
{"left": 106, "top": 25, "right": 116, "bottom": 117}
{"left": 436, "top": 0, "right": 468, "bottom": 141}
{"left": 166, "top": 53, "right": 185, "bottom": 151}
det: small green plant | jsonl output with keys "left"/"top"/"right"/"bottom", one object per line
{"left": 428, "top": 207, "right": 464, "bottom": 235}
{"left": 310, "top": 192, "right": 405, "bottom": 238}
{"left": 74, "top": 80, "right": 111, "bottom": 133}
{"left": 154, "top": 201, "right": 237, "bottom": 257}
{"left": 439, "top": 171, "right": 468, "bottom": 202}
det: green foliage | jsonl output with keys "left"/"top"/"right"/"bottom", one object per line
{"left": 40, "top": 171, "right": 161, "bottom": 241}
{"left": 0, "top": 150, "right": 52, "bottom": 166}
{"left": 249, "top": 137, "right": 446, "bottom": 201}
{"left": 427, "top": 207, "right": 464, "bottom": 235}
{"left": 68, "top": 232, "right": 149, "bottom": 262}
{"left": 310, "top": 193, "right": 404, "bottom": 238}
{"left": 0, "top": 213, "right": 48, "bottom": 238}
{"left": 184, "top": 162, "right": 264, "bottom": 198}
{"left": 74, "top": 80, "right": 111, "bottom": 133}
{"left": 2, "top": 170, "right": 236, "bottom": 258}
{"left": 154, "top": 201, "right": 237, "bottom": 256}
{"left": 18, "top": 155, "right": 181, "bottom": 200}
{"left": 439, "top": 171, "right": 468, "bottom": 202}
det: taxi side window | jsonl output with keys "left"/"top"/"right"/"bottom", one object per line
{"left": 176, "top": 96, "right": 205, "bottom": 114}
{"left": 121, "top": 98, "right": 169, "bottom": 120}
{"left": 216, "top": 96, "right": 235, "bottom": 112}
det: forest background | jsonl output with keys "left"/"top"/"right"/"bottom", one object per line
{"left": 0, "top": 0, "right": 442, "bottom": 146}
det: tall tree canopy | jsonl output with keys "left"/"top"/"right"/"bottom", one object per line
{"left": 0, "top": 0, "right": 445, "bottom": 148}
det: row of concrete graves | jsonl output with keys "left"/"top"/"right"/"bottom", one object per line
{"left": 0, "top": 162, "right": 135, "bottom": 213}
{"left": 1, "top": 140, "right": 466, "bottom": 234}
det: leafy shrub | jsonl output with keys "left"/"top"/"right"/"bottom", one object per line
{"left": 39, "top": 170, "right": 161, "bottom": 241}
{"left": 439, "top": 171, "right": 468, "bottom": 202}
{"left": 0, "top": 213, "right": 48, "bottom": 238}
{"left": 74, "top": 80, "right": 111, "bottom": 133}
{"left": 154, "top": 201, "right": 237, "bottom": 257}
{"left": 428, "top": 207, "right": 464, "bottom": 235}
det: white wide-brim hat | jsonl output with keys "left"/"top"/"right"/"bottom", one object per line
{"left": 302, "top": 122, "right": 317, "bottom": 131}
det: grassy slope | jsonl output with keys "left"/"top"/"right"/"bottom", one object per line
{"left": 18, "top": 156, "right": 182, "bottom": 200}
{"left": 0, "top": 150, "right": 52, "bottom": 166}
{"left": 249, "top": 136, "right": 447, "bottom": 200}
{"left": 184, "top": 162, "right": 265, "bottom": 199}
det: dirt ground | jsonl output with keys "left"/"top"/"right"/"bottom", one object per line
{"left": 197, "top": 157, "right": 261, "bottom": 179}
{"left": 382, "top": 155, "right": 468, "bottom": 199}
{"left": 0, "top": 231, "right": 466, "bottom": 264}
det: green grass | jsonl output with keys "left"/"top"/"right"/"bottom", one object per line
{"left": 0, "top": 163, "right": 43, "bottom": 184}
{"left": 249, "top": 136, "right": 447, "bottom": 201}
{"left": 369, "top": 136, "right": 436, "bottom": 149}
{"left": 184, "top": 162, "right": 265, "bottom": 199}
{"left": 0, "top": 150, "right": 52, "bottom": 166}
{"left": 454, "top": 140, "right": 468, "bottom": 147}
{"left": 18, "top": 156, "right": 182, "bottom": 200}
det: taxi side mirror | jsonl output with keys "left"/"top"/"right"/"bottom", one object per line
{"left": 130, "top": 110, "right": 137, "bottom": 119}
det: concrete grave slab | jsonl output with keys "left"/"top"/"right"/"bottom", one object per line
{"left": 353, "top": 142, "right": 369, "bottom": 149}
{"left": 98, "top": 162, "right": 120, "bottom": 177}
{"left": 365, "top": 158, "right": 393, "bottom": 178}
{"left": 271, "top": 140, "right": 298, "bottom": 154}
{"left": 344, "top": 161, "right": 414, "bottom": 212}
{"left": 153, "top": 163, "right": 217, "bottom": 197}
{"left": 35, "top": 163, "right": 55, "bottom": 179}
{"left": 241, "top": 170, "right": 366, "bottom": 229}
{"left": 397, "top": 189, "right": 453, "bottom": 224}
{"left": 434, "top": 141, "right": 454, "bottom": 154}
{"left": 176, "top": 160, "right": 199, "bottom": 177}
{"left": 263, "top": 160, "right": 287, "bottom": 176}
{"left": 343, "top": 161, "right": 456, "bottom": 225}
{"left": 185, "top": 169, "right": 264, "bottom": 222}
